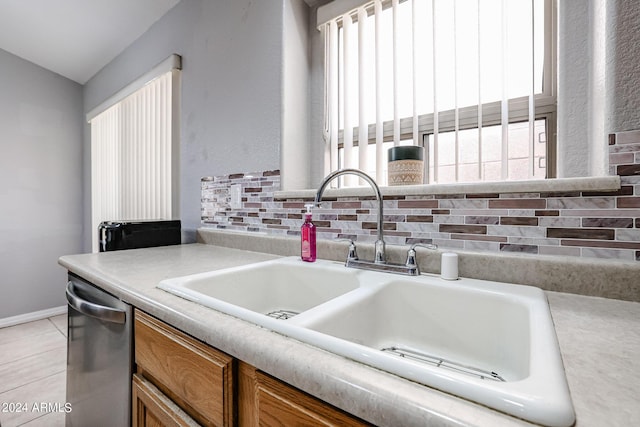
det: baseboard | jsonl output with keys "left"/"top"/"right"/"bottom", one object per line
{"left": 0, "top": 305, "right": 67, "bottom": 328}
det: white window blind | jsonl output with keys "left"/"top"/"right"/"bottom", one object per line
{"left": 320, "top": 0, "right": 556, "bottom": 186}
{"left": 89, "top": 55, "right": 181, "bottom": 252}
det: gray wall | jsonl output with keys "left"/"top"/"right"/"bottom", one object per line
{"left": 0, "top": 48, "right": 83, "bottom": 319}
{"left": 83, "top": 0, "right": 288, "bottom": 247}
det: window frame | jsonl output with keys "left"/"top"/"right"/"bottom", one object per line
{"left": 328, "top": 0, "right": 558, "bottom": 184}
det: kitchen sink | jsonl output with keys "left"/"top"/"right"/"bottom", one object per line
{"left": 295, "top": 275, "right": 575, "bottom": 427}
{"left": 157, "top": 257, "right": 361, "bottom": 325}
{"left": 299, "top": 277, "right": 531, "bottom": 382}
{"left": 158, "top": 256, "right": 575, "bottom": 427}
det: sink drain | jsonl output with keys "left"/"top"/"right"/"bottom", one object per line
{"left": 381, "top": 345, "right": 506, "bottom": 382}
{"left": 266, "top": 310, "right": 299, "bottom": 320}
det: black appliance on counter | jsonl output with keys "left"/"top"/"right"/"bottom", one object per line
{"left": 98, "top": 220, "right": 181, "bottom": 252}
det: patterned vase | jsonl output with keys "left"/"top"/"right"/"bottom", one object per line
{"left": 387, "top": 146, "right": 424, "bottom": 186}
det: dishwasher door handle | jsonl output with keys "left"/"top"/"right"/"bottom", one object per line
{"left": 66, "top": 281, "right": 126, "bottom": 324}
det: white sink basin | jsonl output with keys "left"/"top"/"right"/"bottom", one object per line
{"left": 158, "top": 256, "right": 575, "bottom": 427}
{"left": 295, "top": 275, "right": 574, "bottom": 427}
{"left": 299, "top": 278, "right": 531, "bottom": 382}
{"left": 157, "top": 258, "right": 362, "bottom": 326}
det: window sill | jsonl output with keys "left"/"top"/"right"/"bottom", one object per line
{"left": 275, "top": 176, "right": 621, "bottom": 200}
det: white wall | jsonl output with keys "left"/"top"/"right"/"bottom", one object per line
{"left": 557, "top": 0, "right": 613, "bottom": 178}
{"left": 308, "top": 4, "right": 328, "bottom": 187}
{"left": 281, "top": 0, "right": 311, "bottom": 190}
{"left": 556, "top": 0, "right": 592, "bottom": 178}
{"left": 0, "top": 48, "right": 83, "bottom": 319}
{"left": 83, "top": 0, "right": 290, "bottom": 245}
{"left": 608, "top": 0, "right": 640, "bottom": 132}
{"left": 534, "top": 0, "right": 640, "bottom": 178}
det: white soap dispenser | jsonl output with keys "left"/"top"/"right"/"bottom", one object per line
{"left": 440, "top": 252, "right": 459, "bottom": 280}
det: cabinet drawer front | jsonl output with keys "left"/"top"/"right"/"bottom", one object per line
{"left": 134, "top": 310, "right": 234, "bottom": 426}
{"left": 133, "top": 374, "right": 198, "bottom": 427}
{"left": 255, "top": 371, "right": 371, "bottom": 427}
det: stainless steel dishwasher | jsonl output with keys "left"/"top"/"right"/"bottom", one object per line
{"left": 65, "top": 273, "right": 132, "bottom": 427}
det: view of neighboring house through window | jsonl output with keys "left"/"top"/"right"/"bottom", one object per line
{"left": 88, "top": 55, "right": 181, "bottom": 252}
{"left": 321, "top": 0, "right": 556, "bottom": 186}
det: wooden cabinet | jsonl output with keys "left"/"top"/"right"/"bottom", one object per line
{"left": 134, "top": 310, "right": 371, "bottom": 427}
{"left": 132, "top": 374, "right": 197, "bottom": 427}
{"left": 238, "top": 362, "right": 372, "bottom": 427}
{"left": 134, "top": 310, "right": 235, "bottom": 426}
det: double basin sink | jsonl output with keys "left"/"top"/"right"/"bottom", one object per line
{"left": 158, "top": 257, "right": 575, "bottom": 427}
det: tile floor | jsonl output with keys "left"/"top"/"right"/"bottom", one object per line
{"left": 0, "top": 313, "right": 67, "bottom": 427}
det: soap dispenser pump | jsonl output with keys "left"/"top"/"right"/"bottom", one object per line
{"left": 301, "top": 204, "right": 316, "bottom": 262}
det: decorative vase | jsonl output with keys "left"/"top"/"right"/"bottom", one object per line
{"left": 387, "top": 146, "right": 424, "bottom": 186}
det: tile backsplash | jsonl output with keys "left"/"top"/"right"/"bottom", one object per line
{"left": 202, "top": 131, "right": 640, "bottom": 261}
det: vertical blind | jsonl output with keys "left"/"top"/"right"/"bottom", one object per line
{"left": 88, "top": 56, "right": 180, "bottom": 252}
{"left": 320, "top": 0, "right": 555, "bottom": 186}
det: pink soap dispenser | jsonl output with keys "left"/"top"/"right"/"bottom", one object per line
{"left": 301, "top": 204, "right": 316, "bottom": 262}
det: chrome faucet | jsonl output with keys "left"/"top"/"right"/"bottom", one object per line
{"left": 315, "top": 169, "right": 386, "bottom": 263}
{"left": 315, "top": 169, "right": 437, "bottom": 275}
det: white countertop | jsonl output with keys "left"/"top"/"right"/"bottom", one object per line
{"left": 59, "top": 243, "right": 640, "bottom": 427}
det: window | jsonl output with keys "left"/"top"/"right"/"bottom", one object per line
{"left": 320, "top": 0, "right": 556, "bottom": 186}
{"left": 88, "top": 55, "right": 181, "bottom": 252}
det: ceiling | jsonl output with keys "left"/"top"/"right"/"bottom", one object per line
{"left": 0, "top": 0, "right": 180, "bottom": 84}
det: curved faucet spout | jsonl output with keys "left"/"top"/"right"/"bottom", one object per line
{"left": 314, "top": 169, "right": 386, "bottom": 263}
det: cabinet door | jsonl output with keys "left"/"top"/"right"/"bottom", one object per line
{"left": 135, "top": 310, "right": 235, "bottom": 426}
{"left": 132, "top": 374, "right": 196, "bottom": 427}
{"left": 250, "top": 368, "right": 372, "bottom": 427}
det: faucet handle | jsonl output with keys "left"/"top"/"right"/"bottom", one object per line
{"left": 405, "top": 243, "right": 438, "bottom": 269}
{"left": 335, "top": 238, "right": 359, "bottom": 261}
{"left": 410, "top": 242, "right": 438, "bottom": 252}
